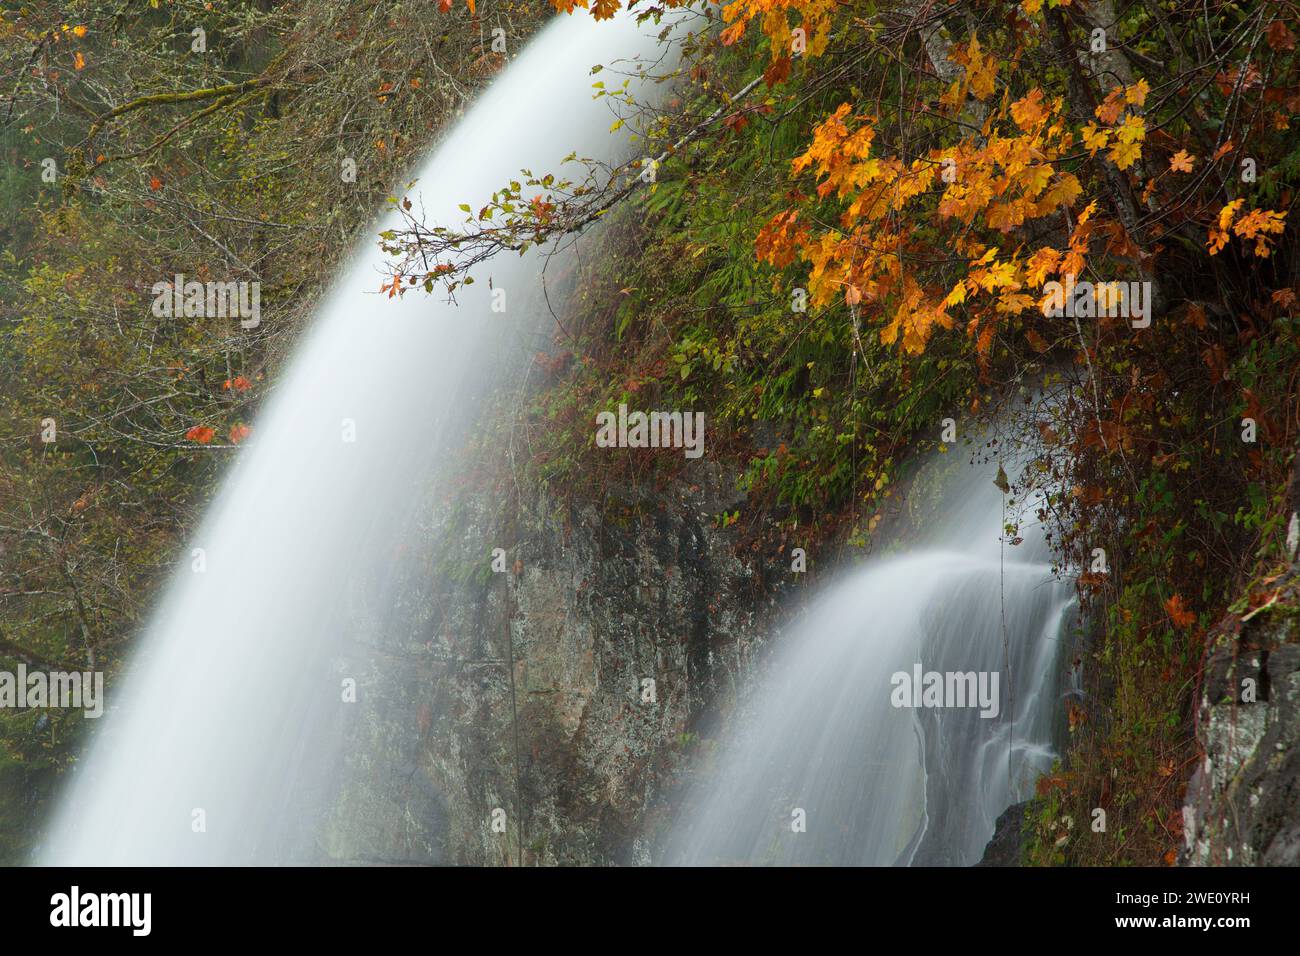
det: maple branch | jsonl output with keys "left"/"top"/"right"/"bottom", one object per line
{"left": 382, "top": 48, "right": 775, "bottom": 296}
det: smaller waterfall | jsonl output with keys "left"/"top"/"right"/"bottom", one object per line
{"left": 665, "top": 449, "right": 1074, "bottom": 866}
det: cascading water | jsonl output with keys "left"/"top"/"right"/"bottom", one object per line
{"left": 664, "top": 446, "right": 1076, "bottom": 866}
{"left": 39, "top": 11, "right": 677, "bottom": 865}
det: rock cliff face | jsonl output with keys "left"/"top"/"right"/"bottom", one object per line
{"left": 1182, "top": 583, "right": 1300, "bottom": 864}
{"left": 976, "top": 801, "right": 1030, "bottom": 866}
{"left": 316, "top": 430, "right": 1040, "bottom": 866}
{"left": 321, "top": 459, "right": 799, "bottom": 865}
{"left": 1182, "top": 455, "right": 1300, "bottom": 866}
{"left": 315, "top": 429, "right": 1300, "bottom": 869}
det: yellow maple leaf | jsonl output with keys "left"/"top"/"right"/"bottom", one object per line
{"left": 965, "top": 36, "right": 998, "bottom": 101}
{"left": 997, "top": 292, "right": 1036, "bottom": 313}
{"left": 973, "top": 259, "right": 1018, "bottom": 291}
{"left": 1217, "top": 198, "right": 1244, "bottom": 231}
{"left": 1021, "top": 164, "right": 1053, "bottom": 198}
{"left": 1039, "top": 173, "right": 1082, "bottom": 212}
{"left": 1109, "top": 139, "right": 1142, "bottom": 170}
{"left": 1081, "top": 123, "right": 1110, "bottom": 155}
{"left": 1116, "top": 114, "right": 1146, "bottom": 145}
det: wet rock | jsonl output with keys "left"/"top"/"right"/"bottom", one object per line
{"left": 323, "top": 458, "right": 796, "bottom": 865}
{"left": 976, "top": 800, "right": 1029, "bottom": 866}
{"left": 1183, "top": 573, "right": 1300, "bottom": 866}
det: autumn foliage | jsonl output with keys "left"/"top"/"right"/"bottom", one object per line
{"left": 746, "top": 7, "right": 1288, "bottom": 362}
{"left": 536, "top": 0, "right": 1293, "bottom": 377}
{"left": 529, "top": 0, "right": 1300, "bottom": 867}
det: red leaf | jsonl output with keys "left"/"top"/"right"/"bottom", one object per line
{"left": 1267, "top": 20, "right": 1296, "bottom": 52}
{"left": 722, "top": 110, "right": 753, "bottom": 135}
{"left": 763, "top": 56, "right": 792, "bottom": 88}
{"left": 185, "top": 425, "right": 215, "bottom": 444}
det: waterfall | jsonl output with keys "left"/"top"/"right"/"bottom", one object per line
{"left": 39, "top": 11, "right": 675, "bottom": 865}
{"left": 664, "top": 447, "right": 1075, "bottom": 866}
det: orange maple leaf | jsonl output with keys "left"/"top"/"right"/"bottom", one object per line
{"left": 1232, "top": 207, "right": 1287, "bottom": 257}
{"left": 185, "top": 425, "right": 215, "bottom": 444}
{"left": 1010, "top": 88, "right": 1047, "bottom": 130}
{"left": 1095, "top": 89, "right": 1125, "bottom": 124}
{"left": 529, "top": 195, "right": 554, "bottom": 221}
{"left": 1169, "top": 149, "right": 1195, "bottom": 173}
{"left": 228, "top": 424, "right": 251, "bottom": 445}
{"left": 719, "top": 21, "right": 745, "bottom": 46}
{"left": 1165, "top": 594, "right": 1195, "bottom": 628}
